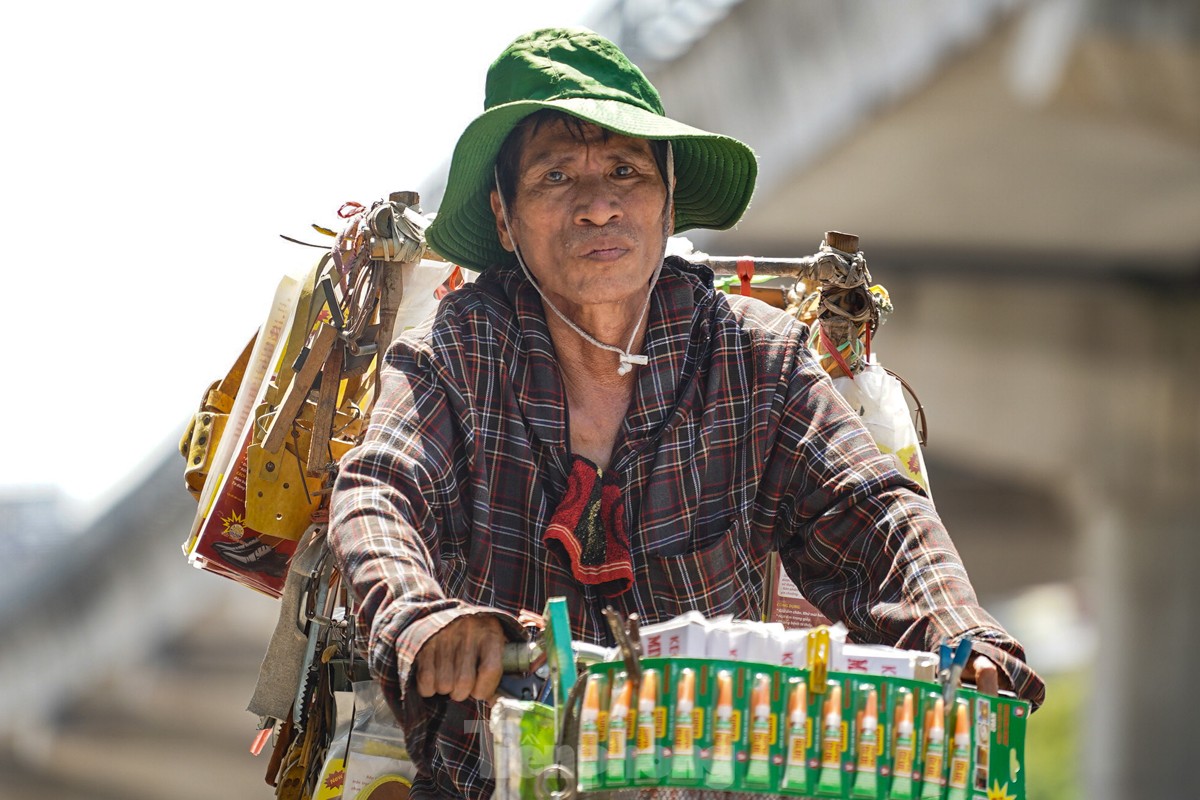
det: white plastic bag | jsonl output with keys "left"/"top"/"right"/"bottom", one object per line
{"left": 339, "top": 680, "right": 416, "bottom": 799}
{"left": 833, "top": 360, "right": 932, "bottom": 498}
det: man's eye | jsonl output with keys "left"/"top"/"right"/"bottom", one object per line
{"left": 613, "top": 165, "right": 636, "bottom": 178}
{"left": 546, "top": 170, "right": 567, "bottom": 183}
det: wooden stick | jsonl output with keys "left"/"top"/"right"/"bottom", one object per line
{"left": 262, "top": 322, "right": 339, "bottom": 454}
{"left": 306, "top": 340, "right": 344, "bottom": 473}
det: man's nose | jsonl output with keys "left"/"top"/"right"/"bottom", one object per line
{"left": 574, "top": 177, "right": 622, "bottom": 227}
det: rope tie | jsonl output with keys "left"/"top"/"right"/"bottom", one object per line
{"left": 368, "top": 202, "right": 428, "bottom": 263}
{"left": 813, "top": 242, "right": 871, "bottom": 289}
{"left": 815, "top": 324, "right": 862, "bottom": 377}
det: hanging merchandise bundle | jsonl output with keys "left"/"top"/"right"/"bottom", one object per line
{"left": 179, "top": 192, "right": 458, "bottom": 797}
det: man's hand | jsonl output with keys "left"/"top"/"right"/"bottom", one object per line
{"left": 961, "top": 654, "right": 1004, "bottom": 696}
{"left": 414, "top": 615, "right": 506, "bottom": 702}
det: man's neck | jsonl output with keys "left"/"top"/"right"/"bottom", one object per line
{"left": 543, "top": 300, "right": 646, "bottom": 376}
{"left": 542, "top": 301, "right": 646, "bottom": 469}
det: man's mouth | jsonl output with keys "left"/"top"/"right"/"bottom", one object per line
{"left": 584, "top": 247, "right": 627, "bottom": 261}
{"left": 579, "top": 238, "right": 633, "bottom": 261}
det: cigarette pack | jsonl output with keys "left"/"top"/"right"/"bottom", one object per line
{"left": 779, "top": 628, "right": 810, "bottom": 668}
{"left": 745, "top": 622, "right": 786, "bottom": 664}
{"left": 639, "top": 610, "right": 709, "bottom": 658}
{"left": 835, "top": 643, "right": 938, "bottom": 682}
{"left": 725, "top": 621, "right": 753, "bottom": 660}
{"left": 703, "top": 615, "right": 735, "bottom": 659}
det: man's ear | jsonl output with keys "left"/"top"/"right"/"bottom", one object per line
{"left": 489, "top": 190, "right": 516, "bottom": 253}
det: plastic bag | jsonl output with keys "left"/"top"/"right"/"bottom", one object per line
{"left": 490, "top": 698, "right": 556, "bottom": 800}
{"left": 333, "top": 680, "right": 416, "bottom": 799}
{"left": 833, "top": 360, "right": 932, "bottom": 498}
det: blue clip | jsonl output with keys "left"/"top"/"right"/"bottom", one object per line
{"left": 953, "top": 638, "right": 973, "bottom": 670}
{"left": 938, "top": 639, "right": 952, "bottom": 674}
{"left": 942, "top": 636, "right": 973, "bottom": 705}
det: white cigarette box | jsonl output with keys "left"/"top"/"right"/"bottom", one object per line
{"left": 779, "top": 628, "right": 809, "bottom": 668}
{"left": 702, "top": 614, "right": 734, "bottom": 659}
{"left": 639, "top": 611, "right": 709, "bottom": 658}
{"left": 745, "top": 621, "right": 784, "bottom": 664}
{"left": 833, "top": 642, "right": 937, "bottom": 681}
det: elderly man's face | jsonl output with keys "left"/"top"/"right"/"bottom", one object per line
{"left": 490, "top": 119, "right": 671, "bottom": 314}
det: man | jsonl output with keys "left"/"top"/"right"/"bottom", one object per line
{"left": 330, "top": 27, "right": 1043, "bottom": 799}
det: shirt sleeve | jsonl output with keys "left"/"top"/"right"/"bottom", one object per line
{"left": 775, "top": 360, "right": 1046, "bottom": 710}
{"left": 328, "top": 338, "right": 524, "bottom": 727}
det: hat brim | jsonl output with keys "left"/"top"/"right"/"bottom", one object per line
{"left": 426, "top": 97, "right": 757, "bottom": 272}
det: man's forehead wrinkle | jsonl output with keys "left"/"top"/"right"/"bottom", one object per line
{"left": 520, "top": 131, "right": 656, "bottom": 174}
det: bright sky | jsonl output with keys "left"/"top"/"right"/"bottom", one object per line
{"left": 1, "top": 0, "right": 599, "bottom": 517}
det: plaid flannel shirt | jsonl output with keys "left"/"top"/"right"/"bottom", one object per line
{"left": 329, "top": 258, "right": 1044, "bottom": 799}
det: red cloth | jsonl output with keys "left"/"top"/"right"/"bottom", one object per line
{"left": 542, "top": 456, "right": 633, "bottom": 597}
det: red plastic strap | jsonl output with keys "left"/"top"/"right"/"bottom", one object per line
{"left": 864, "top": 321, "right": 872, "bottom": 361}
{"left": 435, "top": 266, "right": 465, "bottom": 300}
{"left": 819, "top": 325, "right": 856, "bottom": 380}
{"left": 250, "top": 727, "right": 272, "bottom": 756}
{"left": 737, "top": 258, "right": 755, "bottom": 296}
{"left": 337, "top": 201, "right": 365, "bottom": 219}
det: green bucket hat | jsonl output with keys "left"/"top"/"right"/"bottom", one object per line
{"left": 425, "top": 27, "right": 757, "bottom": 273}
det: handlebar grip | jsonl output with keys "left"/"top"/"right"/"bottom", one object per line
{"left": 502, "top": 640, "right": 540, "bottom": 674}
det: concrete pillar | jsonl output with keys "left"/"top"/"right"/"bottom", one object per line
{"left": 1078, "top": 282, "right": 1200, "bottom": 799}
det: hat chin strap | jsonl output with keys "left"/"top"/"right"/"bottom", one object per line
{"left": 493, "top": 144, "right": 673, "bottom": 377}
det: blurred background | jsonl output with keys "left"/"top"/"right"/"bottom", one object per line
{"left": 1, "top": 1, "right": 1196, "bottom": 798}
